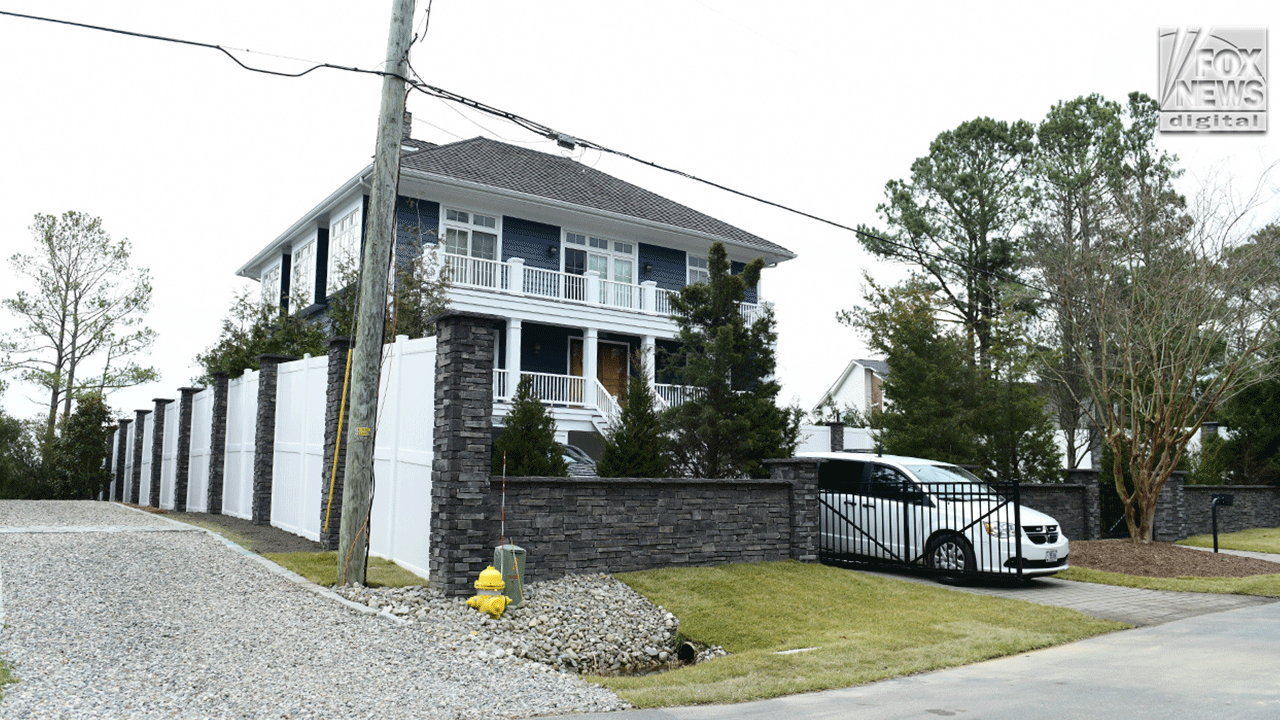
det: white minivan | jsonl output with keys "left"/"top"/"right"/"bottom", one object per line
{"left": 801, "top": 451, "right": 1070, "bottom": 579}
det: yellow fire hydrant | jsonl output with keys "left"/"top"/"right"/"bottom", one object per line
{"left": 466, "top": 565, "right": 511, "bottom": 618}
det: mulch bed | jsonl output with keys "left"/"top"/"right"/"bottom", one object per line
{"left": 1070, "top": 539, "right": 1280, "bottom": 578}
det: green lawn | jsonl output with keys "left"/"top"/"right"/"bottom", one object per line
{"left": 1178, "top": 527, "right": 1280, "bottom": 554}
{"left": 599, "top": 561, "right": 1124, "bottom": 708}
{"left": 264, "top": 551, "right": 425, "bottom": 587}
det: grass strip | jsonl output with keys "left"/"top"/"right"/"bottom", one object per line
{"left": 263, "top": 551, "right": 425, "bottom": 588}
{"left": 1178, "top": 527, "right": 1280, "bottom": 554}
{"left": 0, "top": 656, "right": 15, "bottom": 699}
{"left": 598, "top": 561, "right": 1124, "bottom": 708}
{"left": 1057, "top": 566, "right": 1280, "bottom": 596}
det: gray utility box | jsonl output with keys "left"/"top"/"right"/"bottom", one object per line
{"left": 494, "top": 544, "right": 527, "bottom": 608}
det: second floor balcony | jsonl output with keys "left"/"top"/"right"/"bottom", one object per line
{"left": 443, "top": 254, "right": 770, "bottom": 324}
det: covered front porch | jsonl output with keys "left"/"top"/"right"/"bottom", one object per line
{"left": 491, "top": 320, "right": 693, "bottom": 433}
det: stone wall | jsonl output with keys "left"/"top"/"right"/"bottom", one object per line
{"left": 488, "top": 476, "right": 804, "bottom": 583}
{"left": 1180, "top": 484, "right": 1280, "bottom": 538}
{"left": 1020, "top": 482, "right": 1100, "bottom": 541}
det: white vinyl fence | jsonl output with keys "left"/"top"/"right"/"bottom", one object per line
{"left": 137, "top": 413, "right": 154, "bottom": 507}
{"left": 108, "top": 336, "right": 438, "bottom": 580}
{"left": 270, "top": 353, "right": 327, "bottom": 541}
{"left": 187, "top": 387, "right": 214, "bottom": 512}
{"left": 223, "top": 369, "right": 260, "bottom": 520}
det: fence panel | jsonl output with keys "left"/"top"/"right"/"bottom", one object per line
{"left": 187, "top": 386, "right": 214, "bottom": 512}
{"left": 271, "top": 354, "right": 327, "bottom": 541}
{"left": 138, "top": 413, "right": 155, "bottom": 506}
{"left": 222, "top": 370, "right": 259, "bottom": 519}
{"left": 160, "top": 401, "right": 179, "bottom": 509}
{"left": 122, "top": 421, "right": 136, "bottom": 503}
{"left": 369, "top": 335, "right": 436, "bottom": 579}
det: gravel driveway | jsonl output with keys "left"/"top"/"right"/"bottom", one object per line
{"left": 0, "top": 501, "right": 625, "bottom": 719}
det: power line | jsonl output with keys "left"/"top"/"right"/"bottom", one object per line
{"left": 1, "top": 7, "right": 1049, "bottom": 297}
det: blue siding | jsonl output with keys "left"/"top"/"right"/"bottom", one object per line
{"left": 395, "top": 196, "right": 440, "bottom": 268}
{"left": 522, "top": 324, "right": 580, "bottom": 375}
{"left": 503, "top": 217, "right": 561, "bottom": 271}
{"left": 639, "top": 243, "right": 685, "bottom": 291}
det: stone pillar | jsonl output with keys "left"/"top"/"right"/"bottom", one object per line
{"left": 1155, "top": 471, "right": 1188, "bottom": 542}
{"left": 1064, "top": 468, "right": 1101, "bottom": 540}
{"left": 828, "top": 422, "right": 845, "bottom": 452}
{"left": 253, "top": 355, "right": 294, "bottom": 525}
{"left": 207, "top": 372, "right": 229, "bottom": 515}
{"left": 149, "top": 399, "right": 172, "bottom": 508}
{"left": 174, "top": 387, "right": 201, "bottom": 512}
{"left": 320, "top": 338, "right": 353, "bottom": 549}
{"left": 130, "top": 409, "right": 150, "bottom": 504}
{"left": 113, "top": 419, "right": 131, "bottom": 502}
{"left": 430, "top": 312, "right": 501, "bottom": 597}
{"left": 767, "top": 458, "right": 820, "bottom": 563}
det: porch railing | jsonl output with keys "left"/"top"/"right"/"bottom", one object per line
{"left": 494, "top": 370, "right": 585, "bottom": 406}
{"left": 444, "top": 254, "right": 768, "bottom": 320}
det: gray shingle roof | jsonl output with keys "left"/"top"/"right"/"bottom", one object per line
{"left": 401, "top": 137, "right": 794, "bottom": 259}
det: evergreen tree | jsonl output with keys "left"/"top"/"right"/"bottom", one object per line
{"left": 45, "top": 392, "right": 113, "bottom": 499}
{"left": 193, "top": 288, "right": 327, "bottom": 383}
{"left": 665, "top": 242, "right": 798, "bottom": 478}
{"left": 597, "top": 358, "right": 669, "bottom": 478}
{"left": 493, "top": 376, "right": 567, "bottom": 477}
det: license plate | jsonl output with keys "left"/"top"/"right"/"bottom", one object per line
{"left": 1046, "top": 550, "right": 1058, "bottom": 562}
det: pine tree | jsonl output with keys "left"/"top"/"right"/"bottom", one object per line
{"left": 597, "top": 358, "right": 669, "bottom": 478}
{"left": 493, "top": 376, "right": 567, "bottom": 477}
{"left": 665, "top": 242, "right": 798, "bottom": 478}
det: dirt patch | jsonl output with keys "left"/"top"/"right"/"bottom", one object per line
{"left": 1070, "top": 539, "right": 1280, "bottom": 578}
{"left": 127, "top": 504, "right": 324, "bottom": 554}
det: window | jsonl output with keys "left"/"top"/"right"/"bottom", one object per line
{"left": 442, "top": 208, "right": 498, "bottom": 260}
{"left": 261, "top": 264, "right": 281, "bottom": 308}
{"left": 687, "top": 254, "right": 709, "bottom": 285}
{"left": 328, "top": 207, "right": 361, "bottom": 294}
{"left": 564, "top": 232, "right": 634, "bottom": 285}
{"left": 291, "top": 240, "right": 316, "bottom": 307}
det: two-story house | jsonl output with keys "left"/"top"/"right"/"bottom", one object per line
{"left": 235, "top": 122, "right": 795, "bottom": 452}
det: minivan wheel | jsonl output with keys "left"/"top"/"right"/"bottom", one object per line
{"left": 927, "top": 534, "right": 975, "bottom": 582}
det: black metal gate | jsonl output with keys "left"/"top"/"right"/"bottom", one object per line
{"left": 818, "top": 480, "right": 1032, "bottom": 580}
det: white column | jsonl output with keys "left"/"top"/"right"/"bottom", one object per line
{"left": 643, "top": 335, "right": 657, "bottom": 387}
{"left": 584, "top": 327, "right": 599, "bottom": 408}
{"left": 505, "top": 318, "right": 522, "bottom": 399}
{"left": 585, "top": 270, "right": 601, "bottom": 305}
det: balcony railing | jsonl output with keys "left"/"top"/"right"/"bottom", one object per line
{"left": 495, "top": 370, "right": 703, "bottom": 427}
{"left": 443, "top": 254, "right": 771, "bottom": 320}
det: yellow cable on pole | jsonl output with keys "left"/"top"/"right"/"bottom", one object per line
{"left": 323, "top": 348, "right": 354, "bottom": 534}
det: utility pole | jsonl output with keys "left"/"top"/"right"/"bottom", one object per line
{"left": 337, "top": 0, "right": 416, "bottom": 586}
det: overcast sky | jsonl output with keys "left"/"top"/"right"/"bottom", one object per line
{"left": 1, "top": 0, "right": 1277, "bottom": 423}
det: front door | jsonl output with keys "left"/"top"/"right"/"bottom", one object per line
{"left": 598, "top": 342, "right": 629, "bottom": 399}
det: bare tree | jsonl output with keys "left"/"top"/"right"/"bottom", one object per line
{"left": 1, "top": 212, "right": 157, "bottom": 438}
{"left": 1043, "top": 167, "right": 1280, "bottom": 542}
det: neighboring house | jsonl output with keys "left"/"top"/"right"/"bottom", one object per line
{"left": 235, "top": 118, "right": 796, "bottom": 448}
{"left": 811, "top": 358, "right": 887, "bottom": 423}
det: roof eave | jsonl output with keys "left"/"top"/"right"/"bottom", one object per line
{"left": 402, "top": 167, "right": 798, "bottom": 265}
{"left": 234, "top": 164, "right": 373, "bottom": 279}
